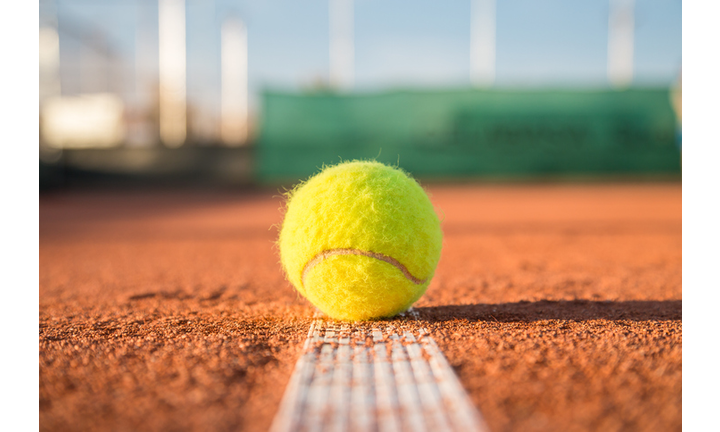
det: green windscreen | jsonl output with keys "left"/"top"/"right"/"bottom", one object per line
{"left": 256, "top": 88, "right": 680, "bottom": 182}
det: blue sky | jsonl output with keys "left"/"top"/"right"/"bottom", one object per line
{"left": 41, "top": 0, "right": 682, "bottom": 113}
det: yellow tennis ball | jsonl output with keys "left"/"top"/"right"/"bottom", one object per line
{"left": 278, "top": 160, "right": 443, "bottom": 321}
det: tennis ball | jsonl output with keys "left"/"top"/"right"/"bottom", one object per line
{"left": 278, "top": 160, "right": 442, "bottom": 321}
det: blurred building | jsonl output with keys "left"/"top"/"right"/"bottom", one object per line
{"left": 41, "top": 94, "right": 126, "bottom": 148}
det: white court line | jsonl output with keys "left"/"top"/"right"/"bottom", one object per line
{"left": 328, "top": 325, "right": 352, "bottom": 432}
{"left": 270, "top": 314, "right": 490, "bottom": 432}
{"left": 372, "top": 328, "right": 402, "bottom": 432}
{"left": 389, "top": 332, "right": 426, "bottom": 432}
{"left": 350, "top": 329, "right": 373, "bottom": 432}
{"left": 404, "top": 332, "right": 453, "bottom": 431}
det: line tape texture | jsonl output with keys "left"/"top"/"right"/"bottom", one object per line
{"left": 270, "top": 313, "right": 490, "bottom": 432}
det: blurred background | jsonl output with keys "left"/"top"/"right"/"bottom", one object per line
{"left": 38, "top": 0, "right": 681, "bottom": 189}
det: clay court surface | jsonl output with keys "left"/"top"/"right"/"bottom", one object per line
{"left": 39, "top": 182, "right": 681, "bottom": 432}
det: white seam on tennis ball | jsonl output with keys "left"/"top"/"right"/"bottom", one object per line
{"left": 302, "top": 248, "right": 427, "bottom": 288}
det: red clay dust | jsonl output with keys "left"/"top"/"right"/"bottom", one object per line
{"left": 39, "top": 183, "right": 681, "bottom": 432}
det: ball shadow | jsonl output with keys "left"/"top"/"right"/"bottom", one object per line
{"left": 413, "top": 299, "right": 681, "bottom": 323}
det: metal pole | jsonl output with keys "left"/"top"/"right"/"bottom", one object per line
{"left": 608, "top": 0, "right": 634, "bottom": 88}
{"left": 470, "top": 0, "right": 496, "bottom": 87}
{"left": 221, "top": 17, "right": 249, "bottom": 145}
{"left": 329, "top": 0, "right": 354, "bottom": 91}
{"left": 158, "top": 0, "right": 187, "bottom": 147}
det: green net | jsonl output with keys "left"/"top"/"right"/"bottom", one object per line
{"left": 256, "top": 88, "right": 680, "bottom": 182}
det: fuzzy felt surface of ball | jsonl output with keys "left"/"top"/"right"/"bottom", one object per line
{"left": 278, "top": 161, "right": 443, "bottom": 321}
